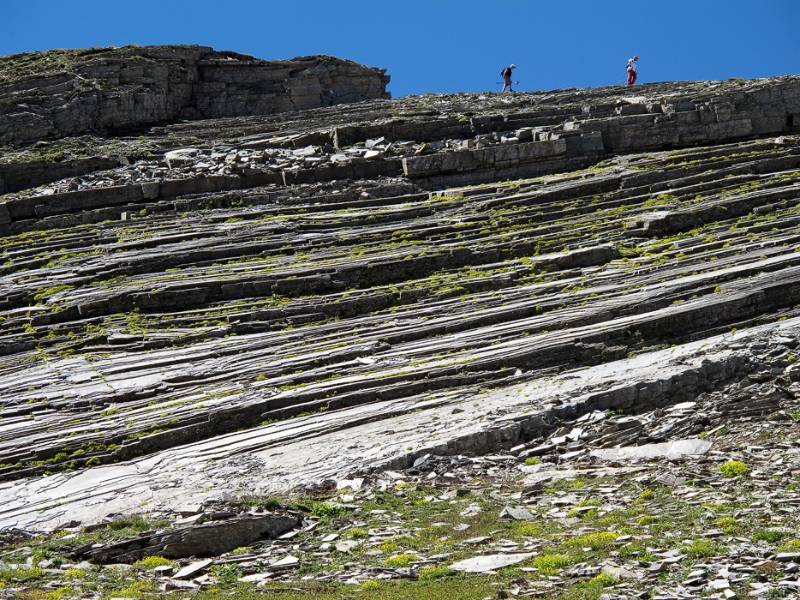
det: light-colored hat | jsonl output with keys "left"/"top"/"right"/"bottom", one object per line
{"left": 510, "top": 64, "right": 517, "bottom": 69}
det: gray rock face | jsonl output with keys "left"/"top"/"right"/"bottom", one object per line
{"left": 1, "top": 67, "right": 800, "bottom": 537}
{"left": 83, "top": 513, "right": 300, "bottom": 562}
{"left": 0, "top": 45, "right": 390, "bottom": 145}
{"left": 589, "top": 439, "right": 713, "bottom": 462}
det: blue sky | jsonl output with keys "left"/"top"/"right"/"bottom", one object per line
{"left": 3, "top": 0, "right": 799, "bottom": 97}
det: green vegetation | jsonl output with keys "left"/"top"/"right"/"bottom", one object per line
{"left": 683, "top": 539, "right": 720, "bottom": 558}
{"left": 384, "top": 554, "right": 417, "bottom": 568}
{"left": 209, "top": 563, "right": 244, "bottom": 584}
{"left": 715, "top": 516, "right": 740, "bottom": 535}
{"left": 418, "top": 566, "right": 457, "bottom": 580}
{"left": 532, "top": 553, "right": 579, "bottom": 575}
{"left": 718, "top": 460, "right": 748, "bottom": 478}
{"left": 564, "top": 531, "right": 618, "bottom": 550}
{"left": 348, "top": 527, "right": 368, "bottom": 539}
{"left": 752, "top": 529, "right": 788, "bottom": 543}
{"left": 0, "top": 566, "right": 45, "bottom": 583}
{"left": 310, "top": 502, "right": 348, "bottom": 519}
{"left": 133, "top": 555, "right": 177, "bottom": 570}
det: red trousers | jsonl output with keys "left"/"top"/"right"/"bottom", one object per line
{"left": 627, "top": 69, "right": 637, "bottom": 86}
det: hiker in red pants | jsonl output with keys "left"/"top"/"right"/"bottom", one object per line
{"left": 626, "top": 56, "right": 639, "bottom": 86}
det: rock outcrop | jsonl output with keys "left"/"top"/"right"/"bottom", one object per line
{"left": 0, "top": 45, "right": 390, "bottom": 145}
{"left": 82, "top": 512, "right": 301, "bottom": 562}
{"left": 0, "top": 55, "right": 800, "bottom": 544}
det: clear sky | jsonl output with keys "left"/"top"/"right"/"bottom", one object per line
{"left": 2, "top": 0, "right": 799, "bottom": 97}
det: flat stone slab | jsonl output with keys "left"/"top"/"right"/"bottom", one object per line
{"left": 499, "top": 506, "right": 535, "bottom": 521}
{"left": 174, "top": 559, "right": 213, "bottom": 580}
{"left": 589, "top": 439, "right": 713, "bottom": 462}
{"left": 450, "top": 552, "right": 535, "bottom": 573}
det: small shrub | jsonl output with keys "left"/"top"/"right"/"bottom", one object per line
{"left": 133, "top": 555, "right": 176, "bottom": 570}
{"left": 384, "top": 553, "right": 416, "bottom": 568}
{"left": 637, "top": 488, "right": 655, "bottom": 502}
{"left": 418, "top": 565, "right": 456, "bottom": 580}
{"left": 567, "top": 507, "right": 598, "bottom": 519}
{"left": 44, "top": 587, "right": 77, "bottom": 600}
{"left": 566, "top": 498, "right": 601, "bottom": 519}
{"left": 565, "top": 531, "right": 619, "bottom": 550}
{"left": 361, "top": 580, "right": 382, "bottom": 590}
{"left": 63, "top": 568, "right": 87, "bottom": 579}
{"left": 532, "top": 553, "right": 576, "bottom": 575}
{"left": 106, "top": 515, "right": 155, "bottom": 532}
{"left": 311, "top": 502, "right": 345, "bottom": 518}
{"left": 0, "top": 566, "right": 45, "bottom": 582}
{"left": 777, "top": 539, "right": 800, "bottom": 552}
{"left": 513, "top": 522, "right": 546, "bottom": 537}
{"left": 583, "top": 573, "right": 618, "bottom": 588}
{"left": 718, "top": 460, "right": 748, "bottom": 478}
{"left": 753, "top": 529, "right": 788, "bottom": 543}
{"left": 209, "top": 563, "right": 243, "bottom": 583}
{"left": 524, "top": 457, "right": 541, "bottom": 465}
{"left": 348, "top": 527, "right": 367, "bottom": 539}
{"left": 379, "top": 539, "right": 400, "bottom": 553}
{"left": 240, "top": 496, "right": 282, "bottom": 510}
{"left": 684, "top": 539, "right": 718, "bottom": 558}
{"left": 715, "top": 517, "right": 740, "bottom": 535}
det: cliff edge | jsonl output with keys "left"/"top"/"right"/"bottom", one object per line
{"left": 0, "top": 45, "right": 390, "bottom": 144}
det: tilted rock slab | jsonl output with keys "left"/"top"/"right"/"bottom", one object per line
{"left": 1, "top": 317, "right": 797, "bottom": 531}
{"left": 81, "top": 513, "right": 300, "bottom": 563}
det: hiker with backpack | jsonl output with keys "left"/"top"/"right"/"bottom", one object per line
{"left": 626, "top": 56, "right": 639, "bottom": 86}
{"left": 500, "top": 64, "right": 516, "bottom": 93}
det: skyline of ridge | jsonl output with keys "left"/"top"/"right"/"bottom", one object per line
{"left": 2, "top": 0, "right": 799, "bottom": 97}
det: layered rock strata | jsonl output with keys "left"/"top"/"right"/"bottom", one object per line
{"left": 0, "top": 45, "right": 390, "bottom": 146}
{"left": 0, "top": 58, "right": 799, "bottom": 533}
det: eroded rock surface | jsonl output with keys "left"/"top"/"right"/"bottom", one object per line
{"left": 1, "top": 57, "right": 800, "bottom": 557}
{"left": 82, "top": 512, "right": 301, "bottom": 563}
{"left": 0, "top": 45, "right": 389, "bottom": 147}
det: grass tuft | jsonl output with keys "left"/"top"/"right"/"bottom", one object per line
{"left": 384, "top": 554, "right": 417, "bottom": 568}
{"left": 133, "top": 555, "right": 177, "bottom": 570}
{"left": 418, "top": 566, "right": 456, "bottom": 580}
{"left": 718, "top": 460, "right": 748, "bottom": 478}
{"left": 683, "top": 539, "right": 720, "bottom": 558}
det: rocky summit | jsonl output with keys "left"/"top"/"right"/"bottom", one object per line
{"left": 0, "top": 45, "right": 390, "bottom": 146}
{"left": 1, "top": 47, "right": 800, "bottom": 599}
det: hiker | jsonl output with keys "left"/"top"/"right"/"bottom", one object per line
{"left": 500, "top": 64, "right": 516, "bottom": 92}
{"left": 626, "top": 56, "right": 639, "bottom": 86}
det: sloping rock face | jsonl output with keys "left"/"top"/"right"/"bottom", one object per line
{"left": 0, "top": 45, "right": 390, "bottom": 145}
{"left": 83, "top": 512, "right": 301, "bottom": 562}
{"left": 1, "top": 65, "right": 800, "bottom": 531}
